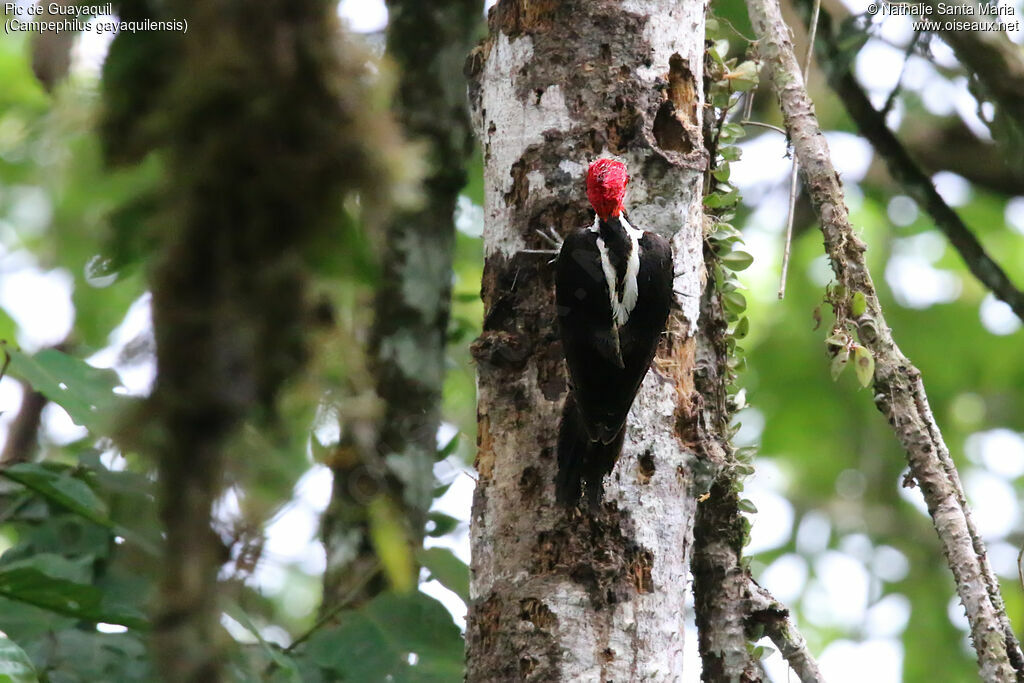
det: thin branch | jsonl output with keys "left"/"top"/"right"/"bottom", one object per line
{"left": 0, "top": 384, "right": 46, "bottom": 465}
{"left": 741, "top": 120, "right": 787, "bottom": 135}
{"left": 809, "top": 6, "right": 1024, "bottom": 321}
{"left": 779, "top": 0, "right": 820, "bottom": 300}
{"left": 747, "top": 582, "right": 825, "bottom": 683}
{"left": 918, "top": 0, "right": 1024, "bottom": 148}
{"left": 746, "top": 0, "right": 1024, "bottom": 679}
{"left": 879, "top": 33, "right": 920, "bottom": 120}
{"left": 286, "top": 562, "right": 380, "bottom": 656}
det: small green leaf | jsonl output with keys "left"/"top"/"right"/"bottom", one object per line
{"left": 851, "top": 291, "right": 867, "bottom": 317}
{"left": 733, "top": 317, "right": 749, "bottom": 339}
{"left": 719, "top": 122, "right": 745, "bottom": 142}
{"left": 711, "top": 166, "right": 731, "bottom": 182}
{"left": 426, "top": 512, "right": 460, "bottom": 538}
{"left": 720, "top": 146, "right": 742, "bottom": 161}
{"left": 830, "top": 350, "right": 850, "bottom": 381}
{"left": 704, "top": 190, "right": 740, "bottom": 209}
{"left": 720, "top": 250, "right": 754, "bottom": 271}
{"left": 2, "top": 346, "right": 133, "bottom": 434}
{"left": 734, "top": 463, "right": 755, "bottom": 477}
{"left": 708, "top": 223, "right": 741, "bottom": 242}
{"left": 854, "top": 345, "right": 875, "bottom": 388}
{"left": 723, "top": 291, "right": 747, "bottom": 314}
{"left": 367, "top": 496, "right": 415, "bottom": 593}
{"left": 727, "top": 61, "right": 759, "bottom": 91}
{"left": 0, "top": 555, "right": 147, "bottom": 629}
{"left": 417, "top": 547, "right": 470, "bottom": 602}
{"left": 436, "top": 431, "right": 460, "bottom": 461}
{"left": 0, "top": 634, "right": 38, "bottom": 683}
{"left": 735, "top": 446, "right": 757, "bottom": 462}
{"left": 825, "top": 333, "right": 848, "bottom": 347}
{"left": 226, "top": 603, "right": 302, "bottom": 683}
{"left": 738, "top": 498, "right": 758, "bottom": 513}
{"left": 2, "top": 463, "right": 112, "bottom": 528}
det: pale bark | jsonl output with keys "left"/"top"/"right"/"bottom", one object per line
{"left": 746, "top": 0, "right": 1024, "bottom": 678}
{"left": 747, "top": 582, "right": 824, "bottom": 683}
{"left": 466, "top": 0, "right": 710, "bottom": 679}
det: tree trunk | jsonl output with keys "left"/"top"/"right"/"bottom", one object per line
{"left": 321, "top": 0, "right": 480, "bottom": 609}
{"left": 465, "top": 1, "right": 711, "bottom": 678}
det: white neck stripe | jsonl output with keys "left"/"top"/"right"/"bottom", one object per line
{"left": 592, "top": 216, "right": 641, "bottom": 328}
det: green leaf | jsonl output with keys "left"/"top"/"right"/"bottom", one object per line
{"left": 367, "top": 497, "right": 415, "bottom": 593}
{"left": 734, "top": 463, "right": 755, "bottom": 477}
{"left": 426, "top": 512, "right": 460, "bottom": 538}
{"left": 727, "top": 61, "right": 759, "bottom": 91}
{"left": 416, "top": 547, "right": 470, "bottom": 603}
{"left": 851, "top": 291, "right": 867, "bottom": 317}
{"left": 735, "top": 446, "right": 757, "bottom": 462}
{"left": 711, "top": 165, "right": 731, "bottom": 183}
{"left": 1, "top": 463, "right": 111, "bottom": 528}
{"left": 733, "top": 317, "right": 749, "bottom": 339}
{"left": 704, "top": 189, "right": 740, "bottom": 209}
{"left": 830, "top": 349, "right": 850, "bottom": 381}
{"left": 854, "top": 345, "right": 875, "bottom": 388}
{"left": 226, "top": 603, "right": 302, "bottom": 683}
{"left": 723, "top": 291, "right": 747, "bottom": 314}
{"left": 738, "top": 498, "right": 758, "bottom": 513}
{"left": 825, "top": 333, "right": 848, "bottom": 347}
{"left": 307, "top": 592, "right": 463, "bottom": 682}
{"left": 720, "top": 250, "right": 754, "bottom": 271}
{"left": 0, "top": 634, "right": 39, "bottom": 683}
{"left": 0, "top": 307, "right": 18, "bottom": 346}
{"left": 719, "top": 146, "right": 742, "bottom": 161}
{"left": 719, "top": 122, "right": 745, "bottom": 143}
{"left": 708, "top": 222, "right": 741, "bottom": 242}
{"left": 436, "top": 432, "right": 460, "bottom": 461}
{"left": 0, "top": 555, "right": 147, "bottom": 629}
{"left": 2, "top": 346, "right": 132, "bottom": 434}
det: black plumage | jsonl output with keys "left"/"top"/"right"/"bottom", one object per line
{"left": 554, "top": 214, "right": 673, "bottom": 506}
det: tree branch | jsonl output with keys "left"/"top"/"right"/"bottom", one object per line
{"left": 693, "top": 475, "right": 766, "bottom": 683}
{"left": 747, "top": 582, "right": 824, "bottom": 683}
{"left": 321, "top": 0, "right": 480, "bottom": 610}
{"left": 808, "top": 4, "right": 1024, "bottom": 321}
{"left": 0, "top": 383, "right": 46, "bottom": 465}
{"left": 746, "top": 0, "right": 1024, "bottom": 679}
{"left": 918, "top": 0, "right": 1024, "bottom": 151}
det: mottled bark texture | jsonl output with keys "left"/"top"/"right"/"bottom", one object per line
{"left": 321, "top": 0, "right": 481, "bottom": 609}
{"left": 746, "top": 582, "right": 824, "bottom": 683}
{"left": 689, "top": 223, "right": 820, "bottom": 681}
{"left": 466, "top": 1, "right": 713, "bottom": 679}
{"left": 102, "top": 1, "right": 403, "bottom": 680}
{"left": 747, "top": 0, "right": 1024, "bottom": 678}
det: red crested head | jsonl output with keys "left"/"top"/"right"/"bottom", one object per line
{"left": 586, "top": 158, "right": 628, "bottom": 221}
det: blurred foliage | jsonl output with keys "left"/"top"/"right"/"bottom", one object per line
{"left": 0, "top": 10, "right": 471, "bottom": 681}
{"left": 0, "top": 0, "right": 1021, "bottom": 681}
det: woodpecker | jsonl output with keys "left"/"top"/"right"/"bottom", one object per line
{"left": 555, "top": 158, "right": 674, "bottom": 507}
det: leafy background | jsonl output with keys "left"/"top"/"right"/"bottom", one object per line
{"left": 0, "top": 0, "right": 1022, "bottom": 681}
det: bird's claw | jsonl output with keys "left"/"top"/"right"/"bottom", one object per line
{"left": 536, "top": 226, "right": 564, "bottom": 249}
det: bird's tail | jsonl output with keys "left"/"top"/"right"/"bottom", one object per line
{"left": 555, "top": 394, "right": 626, "bottom": 508}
